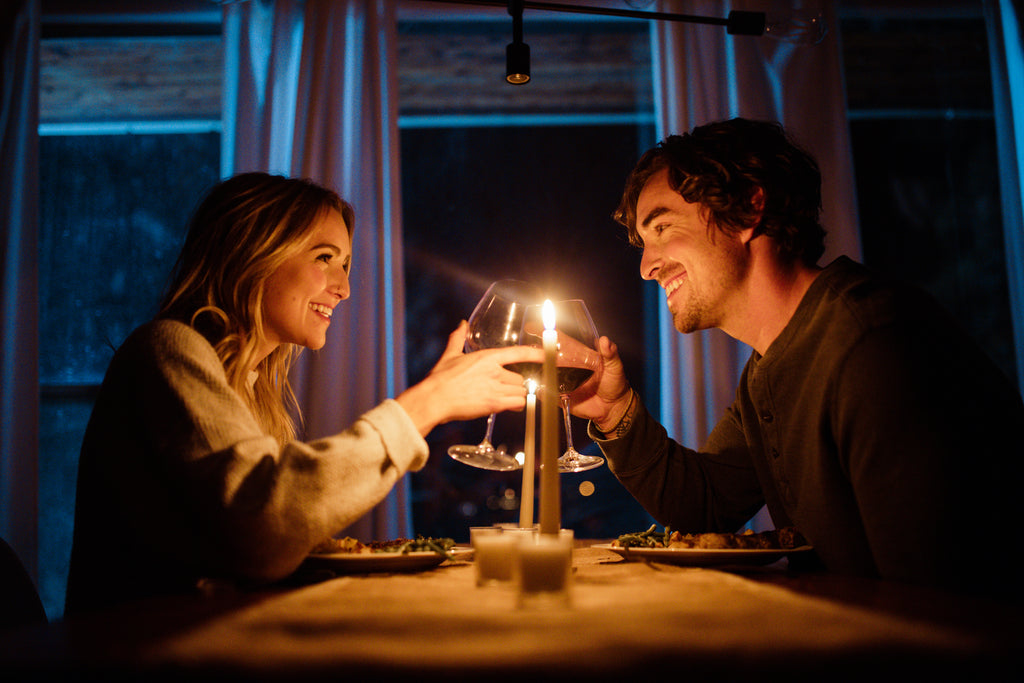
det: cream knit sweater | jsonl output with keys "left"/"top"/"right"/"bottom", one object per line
{"left": 65, "top": 319, "right": 428, "bottom": 614}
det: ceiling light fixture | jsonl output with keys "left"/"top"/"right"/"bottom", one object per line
{"left": 506, "top": 0, "right": 530, "bottom": 85}
{"left": 425, "top": 1, "right": 828, "bottom": 85}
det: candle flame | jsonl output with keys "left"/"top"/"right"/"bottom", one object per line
{"left": 526, "top": 378, "right": 538, "bottom": 394}
{"left": 542, "top": 299, "right": 555, "bottom": 331}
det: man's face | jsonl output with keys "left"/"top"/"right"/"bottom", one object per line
{"left": 635, "top": 169, "right": 750, "bottom": 334}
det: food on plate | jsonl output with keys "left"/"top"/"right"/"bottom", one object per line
{"left": 312, "top": 536, "right": 369, "bottom": 554}
{"left": 311, "top": 535, "right": 456, "bottom": 558}
{"left": 612, "top": 524, "right": 807, "bottom": 550}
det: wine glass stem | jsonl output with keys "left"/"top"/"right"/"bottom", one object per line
{"left": 479, "top": 412, "right": 497, "bottom": 449}
{"left": 560, "top": 394, "right": 575, "bottom": 456}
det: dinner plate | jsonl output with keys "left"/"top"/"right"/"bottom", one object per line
{"left": 303, "top": 547, "right": 474, "bottom": 574}
{"left": 592, "top": 543, "right": 814, "bottom": 567}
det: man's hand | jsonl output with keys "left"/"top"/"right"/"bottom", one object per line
{"left": 568, "top": 335, "right": 633, "bottom": 433}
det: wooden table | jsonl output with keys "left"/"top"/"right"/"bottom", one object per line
{"left": 1, "top": 544, "right": 1018, "bottom": 682}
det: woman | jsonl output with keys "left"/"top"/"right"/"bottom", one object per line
{"left": 65, "top": 173, "right": 539, "bottom": 614}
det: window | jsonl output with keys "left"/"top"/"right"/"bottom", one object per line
{"left": 841, "top": 6, "right": 1018, "bottom": 388}
{"left": 396, "top": 17, "right": 659, "bottom": 540}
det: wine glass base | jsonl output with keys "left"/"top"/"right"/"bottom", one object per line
{"left": 448, "top": 445, "right": 522, "bottom": 472}
{"left": 557, "top": 451, "right": 604, "bottom": 473}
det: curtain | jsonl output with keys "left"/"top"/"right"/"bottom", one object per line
{"left": 223, "top": 0, "right": 410, "bottom": 540}
{"left": 0, "top": 0, "right": 39, "bottom": 577}
{"left": 986, "top": 0, "right": 1024, "bottom": 393}
{"left": 651, "top": 0, "right": 862, "bottom": 527}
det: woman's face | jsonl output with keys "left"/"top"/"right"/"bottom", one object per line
{"left": 260, "top": 208, "right": 351, "bottom": 359}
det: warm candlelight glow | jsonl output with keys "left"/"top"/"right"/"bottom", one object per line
{"left": 542, "top": 299, "right": 555, "bottom": 332}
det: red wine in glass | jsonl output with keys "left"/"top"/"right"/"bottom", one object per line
{"left": 520, "top": 300, "right": 605, "bottom": 473}
{"left": 447, "top": 279, "right": 543, "bottom": 471}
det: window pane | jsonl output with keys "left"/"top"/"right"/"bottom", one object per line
{"left": 37, "top": 395, "right": 95, "bottom": 616}
{"left": 39, "top": 133, "right": 220, "bottom": 385}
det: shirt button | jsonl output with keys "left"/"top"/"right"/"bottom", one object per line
{"left": 770, "top": 448, "right": 780, "bottom": 459}
{"left": 760, "top": 412, "right": 774, "bottom": 423}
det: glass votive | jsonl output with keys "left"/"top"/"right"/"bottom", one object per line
{"left": 470, "top": 526, "right": 518, "bottom": 586}
{"left": 496, "top": 523, "right": 537, "bottom": 533}
{"left": 515, "top": 529, "right": 573, "bottom": 609}
{"left": 501, "top": 525, "right": 538, "bottom": 544}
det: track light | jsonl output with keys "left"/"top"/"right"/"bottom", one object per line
{"left": 506, "top": 0, "right": 530, "bottom": 84}
{"left": 423, "top": 1, "right": 827, "bottom": 84}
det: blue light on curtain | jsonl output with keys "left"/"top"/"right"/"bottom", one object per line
{"left": 0, "top": 0, "right": 40, "bottom": 577}
{"left": 987, "top": 0, "right": 1024, "bottom": 392}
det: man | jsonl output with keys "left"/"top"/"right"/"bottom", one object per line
{"left": 574, "top": 118, "right": 1023, "bottom": 595}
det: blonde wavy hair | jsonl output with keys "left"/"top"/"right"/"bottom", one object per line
{"left": 159, "top": 172, "right": 354, "bottom": 444}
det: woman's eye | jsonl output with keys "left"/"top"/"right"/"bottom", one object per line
{"left": 316, "top": 253, "right": 332, "bottom": 264}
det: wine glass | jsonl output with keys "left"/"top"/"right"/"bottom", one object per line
{"left": 447, "top": 279, "right": 543, "bottom": 471}
{"left": 521, "top": 299, "right": 605, "bottom": 473}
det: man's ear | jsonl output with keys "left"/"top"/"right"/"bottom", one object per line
{"left": 740, "top": 186, "right": 766, "bottom": 246}
{"left": 749, "top": 186, "right": 766, "bottom": 215}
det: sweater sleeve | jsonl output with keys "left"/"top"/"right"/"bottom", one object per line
{"left": 77, "top": 320, "right": 428, "bottom": 586}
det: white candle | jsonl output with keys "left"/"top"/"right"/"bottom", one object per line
{"left": 518, "top": 537, "right": 572, "bottom": 592}
{"left": 471, "top": 529, "right": 517, "bottom": 585}
{"left": 519, "top": 380, "right": 537, "bottom": 528}
{"left": 539, "top": 300, "right": 561, "bottom": 536}
{"left": 516, "top": 531, "right": 573, "bottom": 608}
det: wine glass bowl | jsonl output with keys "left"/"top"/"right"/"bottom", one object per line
{"left": 521, "top": 299, "right": 605, "bottom": 473}
{"left": 447, "top": 279, "right": 543, "bottom": 471}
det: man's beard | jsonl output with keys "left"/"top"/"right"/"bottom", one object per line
{"left": 669, "top": 290, "right": 708, "bottom": 334}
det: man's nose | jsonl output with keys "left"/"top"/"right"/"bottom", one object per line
{"left": 640, "top": 246, "right": 660, "bottom": 281}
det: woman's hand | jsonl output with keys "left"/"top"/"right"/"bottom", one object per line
{"left": 396, "top": 321, "right": 545, "bottom": 436}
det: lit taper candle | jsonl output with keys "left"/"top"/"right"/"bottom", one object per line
{"left": 519, "top": 379, "right": 537, "bottom": 528}
{"left": 539, "top": 300, "right": 561, "bottom": 535}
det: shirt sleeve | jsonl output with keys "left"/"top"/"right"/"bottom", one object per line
{"left": 589, "top": 397, "right": 764, "bottom": 533}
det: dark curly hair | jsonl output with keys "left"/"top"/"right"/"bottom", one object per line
{"left": 613, "top": 118, "right": 826, "bottom": 266}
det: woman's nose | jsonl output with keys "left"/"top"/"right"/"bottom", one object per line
{"left": 331, "top": 268, "right": 350, "bottom": 300}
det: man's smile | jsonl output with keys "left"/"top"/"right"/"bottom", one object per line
{"left": 661, "top": 271, "right": 687, "bottom": 301}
